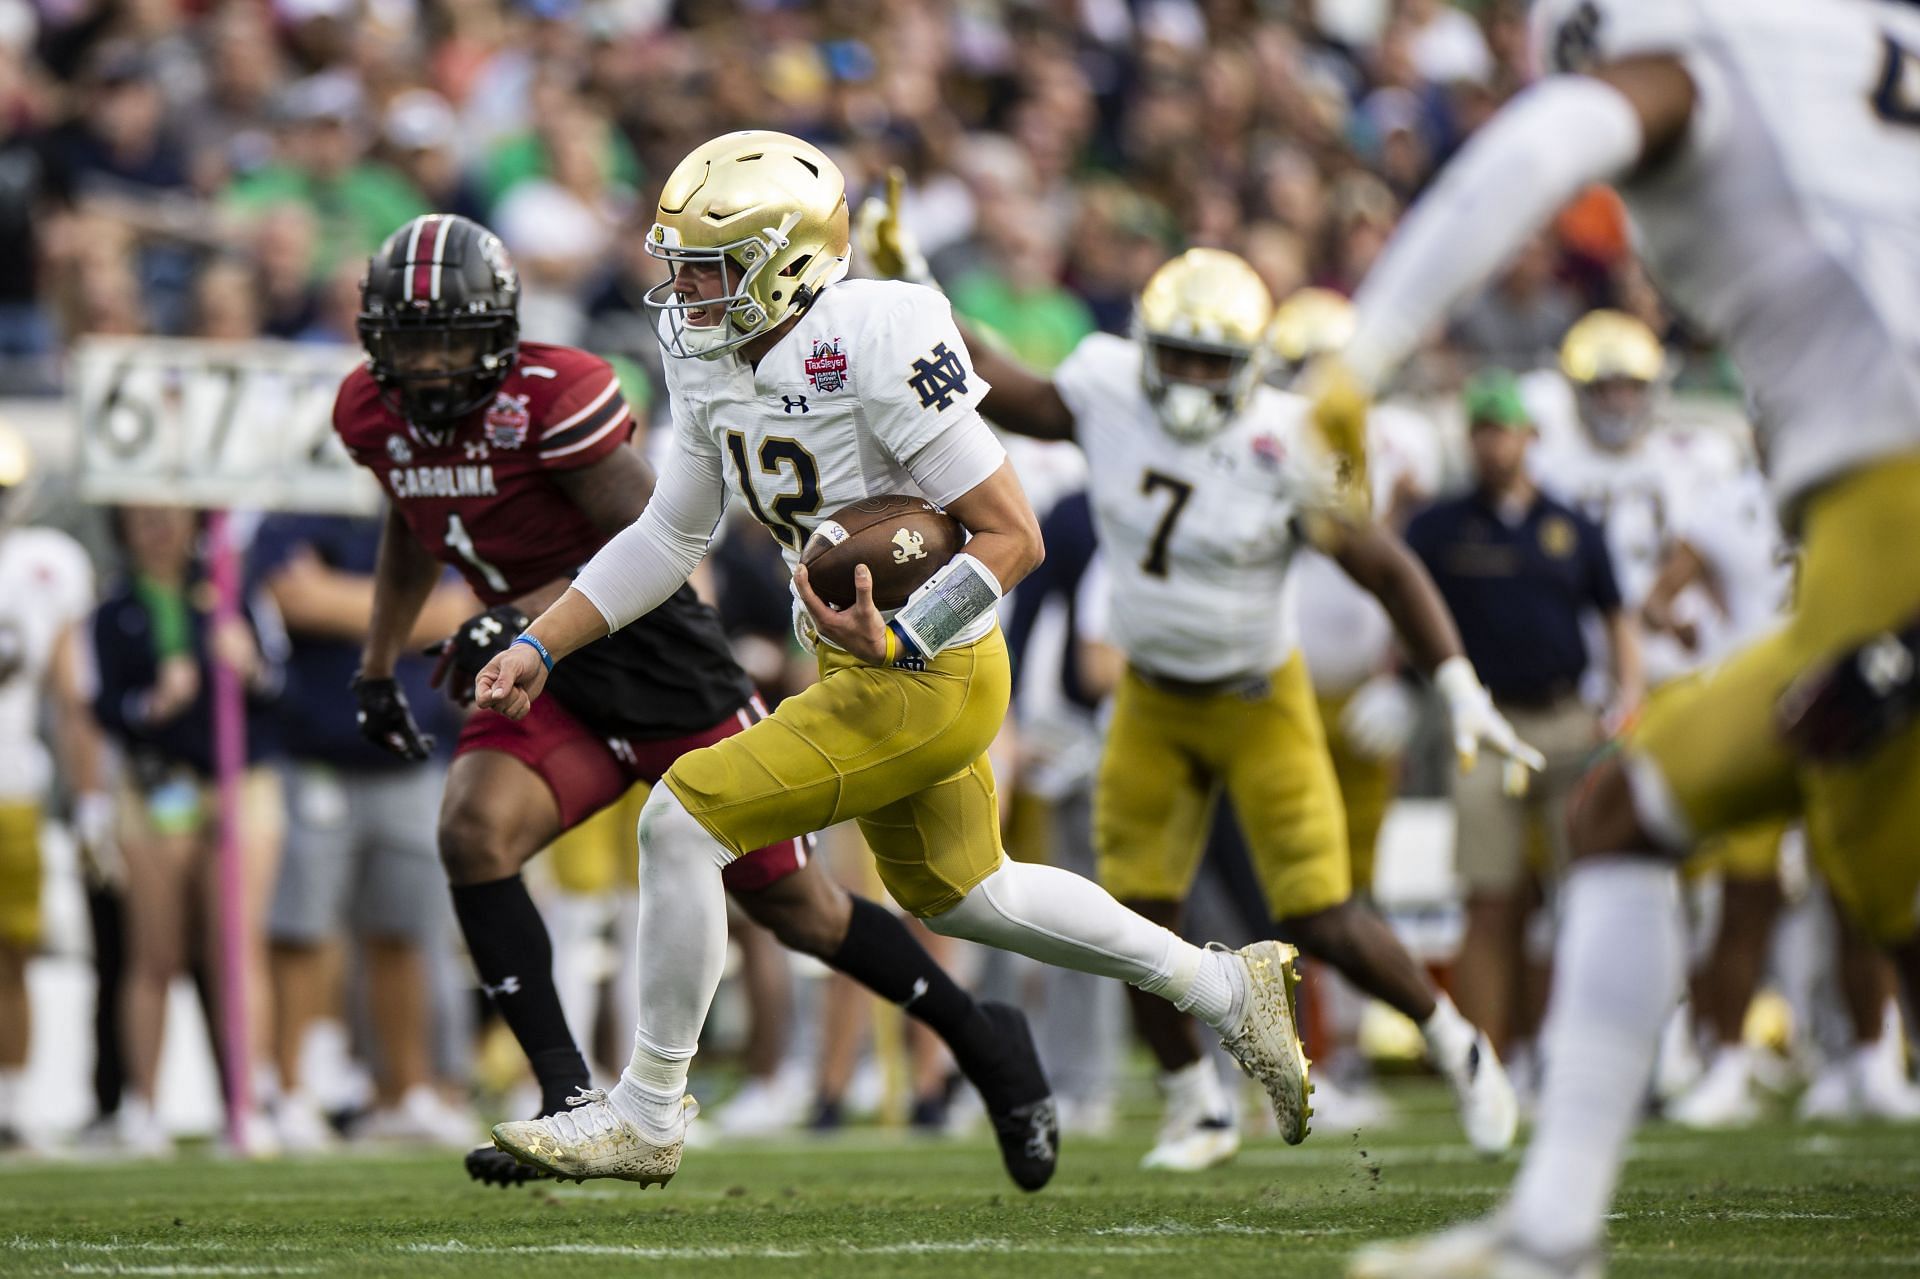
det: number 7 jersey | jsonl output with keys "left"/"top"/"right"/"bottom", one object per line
{"left": 1057, "top": 333, "right": 1334, "bottom": 683}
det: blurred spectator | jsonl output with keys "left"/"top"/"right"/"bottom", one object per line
{"left": 89, "top": 505, "right": 287, "bottom": 1154}
{"left": 379, "top": 90, "right": 487, "bottom": 224}
{"left": 226, "top": 72, "right": 426, "bottom": 287}
{"left": 1449, "top": 235, "right": 1583, "bottom": 374}
{"left": 252, "top": 514, "right": 477, "bottom": 1151}
{"left": 1404, "top": 372, "right": 1633, "bottom": 1065}
{"left": 949, "top": 198, "right": 1095, "bottom": 372}
{"left": 492, "top": 107, "right": 634, "bottom": 344}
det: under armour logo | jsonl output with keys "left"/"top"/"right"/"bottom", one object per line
{"left": 467, "top": 615, "right": 506, "bottom": 646}
{"left": 1860, "top": 634, "right": 1915, "bottom": 696}
{"left": 908, "top": 342, "right": 968, "bottom": 411}
{"left": 481, "top": 975, "right": 522, "bottom": 998}
{"left": 782, "top": 395, "right": 809, "bottom": 414}
{"left": 891, "top": 528, "right": 927, "bottom": 563}
{"left": 464, "top": 440, "right": 490, "bottom": 461}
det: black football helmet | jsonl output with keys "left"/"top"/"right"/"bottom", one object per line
{"left": 358, "top": 214, "right": 520, "bottom": 426}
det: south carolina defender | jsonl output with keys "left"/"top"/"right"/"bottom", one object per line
{"left": 877, "top": 242, "right": 1536, "bottom": 1168}
{"left": 1311, "top": 1, "right": 1920, "bottom": 1273}
{"left": 475, "top": 131, "right": 1313, "bottom": 1186}
{"left": 343, "top": 212, "right": 1058, "bottom": 1192}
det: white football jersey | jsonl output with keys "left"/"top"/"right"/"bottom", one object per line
{"left": 0, "top": 527, "right": 94, "bottom": 802}
{"left": 1291, "top": 403, "right": 1444, "bottom": 697}
{"left": 1055, "top": 333, "right": 1333, "bottom": 682}
{"left": 1672, "top": 461, "right": 1793, "bottom": 665}
{"left": 659, "top": 279, "right": 1006, "bottom": 647}
{"left": 1531, "top": 0, "right": 1920, "bottom": 509}
{"left": 1531, "top": 399, "right": 1744, "bottom": 685}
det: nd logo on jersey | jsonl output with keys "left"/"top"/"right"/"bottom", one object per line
{"left": 892, "top": 528, "right": 927, "bottom": 563}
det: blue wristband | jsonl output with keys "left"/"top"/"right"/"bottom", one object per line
{"left": 511, "top": 633, "right": 554, "bottom": 672}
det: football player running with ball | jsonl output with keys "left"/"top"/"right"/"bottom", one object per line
{"left": 872, "top": 220, "right": 1538, "bottom": 1166}
{"left": 340, "top": 212, "right": 1057, "bottom": 1192}
{"left": 475, "top": 131, "right": 1314, "bottom": 1186}
{"left": 1304, "top": 0, "right": 1920, "bottom": 1273}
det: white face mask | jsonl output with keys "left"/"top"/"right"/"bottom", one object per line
{"left": 1155, "top": 384, "right": 1230, "bottom": 442}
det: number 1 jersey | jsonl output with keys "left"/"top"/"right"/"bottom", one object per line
{"left": 333, "top": 340, "right": 752, "bottom": 738}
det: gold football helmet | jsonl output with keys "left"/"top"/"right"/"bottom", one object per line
{"left": 645, "top": 130, "right": 851, "bottom": 361}
{"left": 1559, "top": 309, "right": 1666, "bottom": 451}
{"left": 1133, "top": 249, "right": 1273, "bottom": 442}
{"left": 1266, "top": 287, "right": 1355, "bottom": 384}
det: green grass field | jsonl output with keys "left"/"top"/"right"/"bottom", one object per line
{"left": 4, "top": 1083, "right": 1917, "bottom": 1277}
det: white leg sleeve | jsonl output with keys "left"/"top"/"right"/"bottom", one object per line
{"left": 925, "top": 859, "right": 1238, "bottom": 1027}
{"left": 1506, "top": 858, "right": 1686, "bottom": 1255}
{"left": 614, "top": 786, "right": 731, "bottom": 1123}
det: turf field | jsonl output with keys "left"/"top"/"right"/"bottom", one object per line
{"left": 3, "top": 1083, "right": 1916, "bottom": 1277}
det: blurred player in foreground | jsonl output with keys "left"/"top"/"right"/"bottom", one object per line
{"left": 1318, "top": 1, "right": 1920, "bottom": 1273}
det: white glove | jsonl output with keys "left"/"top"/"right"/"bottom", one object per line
{"left": 1339, "top": 673, "right": 1419, "bottom": 759}
{"left": 854, "top": 167, "right": 934, "bottom": 287}
{"left": 1435, "top": 656, "right": 1546, "bottom": 795}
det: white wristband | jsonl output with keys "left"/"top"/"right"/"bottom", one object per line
{"left": 891, "top": 552, "right": 1003, "bottom": 658}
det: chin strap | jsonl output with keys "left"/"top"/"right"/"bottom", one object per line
{"left": 888, "top": 552, "right": 1003, "bottom": 660}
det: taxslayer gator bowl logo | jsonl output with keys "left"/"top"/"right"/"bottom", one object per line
{"left": 484, "top": 392, "right": 532, "bottom": 449}
{"left": 805, "top": 338, "right": 848, "bottom": 393}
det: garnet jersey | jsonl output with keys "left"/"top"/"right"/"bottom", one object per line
{"left": 334, "top": 341, "right": 752, "bottom": 738}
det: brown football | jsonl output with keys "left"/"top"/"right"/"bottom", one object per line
{"left": 800, "top": 495, "right": 965, "bottom": 610}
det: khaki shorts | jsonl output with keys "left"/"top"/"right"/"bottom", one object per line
{"left": 1453, "top": 696, "right": 1600, "bottom": 893}
{"left": 664, "top": 626, "right": 1010, "bottom": 917}
{"left": 1633, "top": 453, "right": 1920, "bottom": 943}
{"left": 1095, "top": 654, "right": 1350, "bottom": 918}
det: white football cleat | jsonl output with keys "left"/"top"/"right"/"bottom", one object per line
{"left": 274, "top": 1090, "right": 337, "bottom": 1154}
{"left": 1348, "top": 1215, "right": 1602, "bottom": 1279}
{"left": 1214, "top": 940, "right": 1313, "bottom": 1144}
{"left": 1666, "top": 1047, "right": 1760, "bottom": 1130}
{"left": 1445, "top": 1031, "right": 1518, "bottom": 1155}
{"left": 491, "top": 1089, "right": 698, "bottom": 1186}
{"left": 1141, "top": 1058, "right": 1239, "bottom": 1171}
{"left": 713, "top": 1075, "right": 808, "bottom": 1138}
{"left": 1853, "top": 1041, "right": 1920, "bottom": 1122}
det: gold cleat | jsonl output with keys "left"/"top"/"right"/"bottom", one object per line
{"left": 1215, "top": 940, "right": 1314, "bottom": 1144}
{"left": 490, "top": 1090, "right": 698, "bottom": 1187}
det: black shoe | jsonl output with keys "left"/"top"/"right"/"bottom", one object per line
{"left": 466, "top": 1141, "right": 552, "bottom": 1188}
{"left": 808, "top": 1097, "right": 844, "bottom": 1132}
{"left": 970, "top": 1001, "right": 1058, "bottom": 1193}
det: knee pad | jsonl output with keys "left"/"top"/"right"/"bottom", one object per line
{"left": 636, "top": 786, "right": 735, "bottom": 873}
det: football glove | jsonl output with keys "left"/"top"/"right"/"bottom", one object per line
{"left": 1340, "top": 673, "right": 1420, "bottom": 759}
{"left": 427, "top": 604, "right": 531, "bottom": 706}
{"left": 1435, "top": 657, "right": 1546, "bottom": 796}
{"left": 352, "top": 673, "right": 435, "bottom": 761}
{"left": 854, "top": 167, "right": 934, "bottom": 288}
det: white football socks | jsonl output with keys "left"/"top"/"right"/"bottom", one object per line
{"left": 612, "top": 786, "right": 732, "bottom": 1140}
{"left": 1507, "top": 858, "right": 1686, "bottom": 1256}
{"left": 924, "top": 859, "right": 1246, "bottom": 1030}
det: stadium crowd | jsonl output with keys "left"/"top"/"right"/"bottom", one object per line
{"left": 0, "top": 0, "right": 1913, "bottom": 1163}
